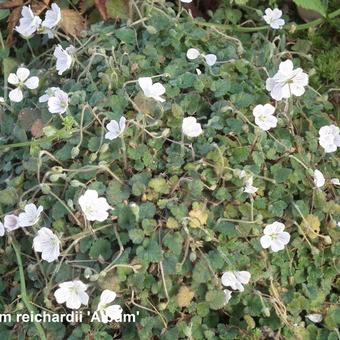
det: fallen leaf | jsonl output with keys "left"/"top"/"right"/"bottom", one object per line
{"left": 94, "top": 0, "right": 109, "bottom": 20}
{"left": 0, "top": 0, "right": 23, "bottom": 9}
{"left": 94, "top": 0, "right": 129, "bottom": 21}
{"left": 6, "top": 6, "right": 21, "bottom": 46}
{"left": 79, "top": 0, "right": 95, "bottom": 14}
{"left": 18, "top": 108, "right": 41, "bottom": 130}
{"left": 189, "top": 204, "right": 208, "bottom": 228}
{"left": 31, "top": 0, "right": 50, "bottom": 16}
{"left": 60, "top": 9, "right": 87, "bottom": 37}
{"left": 300, "top": 215, "right": 320, "bottom": 240}
{"left": 176, "top": 286, "right": 194, "bottom": 307}
{"left": 31, "top": 119, "right": 44, "bottom": 138}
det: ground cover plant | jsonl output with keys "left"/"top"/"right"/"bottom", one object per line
{"left": 0, "top": 0, "right": 339, "bottom": 339}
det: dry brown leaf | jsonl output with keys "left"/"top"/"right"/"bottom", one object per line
{"left": 6, "top": 6, "right": 21, "bottom": 46}
{"left": 176, "top": 286, "right": 194, "bottom": 307}
{"left": 31, "top": 0, "right": 50, "bottom": 16}
{"left": 18, "top": 107, "right": 41, "bottom": 130}
{"left": 60, "top": 9, "right": 87, "bottom": 37}
{"left": 31, "top": 119, "right": 44, "bottom": 138}
{"left": 0, "top": 0, "right": 23, "bottom": 9}
{"left": 94, "top": 0, "right": 109, "bottom": 20}
{"left": 79, "top": 0, "right": 95, "bottom": 14}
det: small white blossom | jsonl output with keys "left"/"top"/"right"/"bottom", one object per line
{"left": 54, "top": 280, "right": 89, "bottom": 309}
{"left": 33, "top": 227, "right": 61, "bottom": 262}
{"left": 181, "top": 0, "right": 192, "bottom": 3}
{"left": 96, "top": 290, "right": 123, "bottom": 323}
{"left": 39, "top": 87, "right": 60, "bottom": 103}
{"left": 18, "top": 203, "right": 43, "bottom": 227}
{"left": 0, "top": 222, "right": 4, "bottom": 237}
{"left": 42, "top": 3, "right": 61, "bottom": 29}
{"left": 8, "top": 67, "right": 39, "bottom": 102}
{"left": 253, "top": 104, "right": 278, "bottom": 131}
{"left": 182, "top": 117, "right": 203, "bottom": 137}
{"left": 221, "top": 271, "right": 251, "bottom": 292}
{"left": 78, "top": 189, "right": 112, "bottom": 222}
{"left": 318, "top": 124, "right": 340, "bottom": 153}
{"left": 186, "top": 48, "right": 200, "bottom": 60}
{"left": 306, "top": 314, "right": 323, "bottom": 323}
{"left": 263, "top": 8, "right": 285, "bottom": 29}
{"left": 138, "top": 77, "right": 166, "bottom": 102}
{"left": 54, "top": 45, "right": 74, "bottom": 75}
{"left": 105, "top": 117, "right": 126, "bottom": 140}
{"left": 331, "top": 178, "right": 339, "bottom": 185}
{"left": 244, "top": 177, "right": 258, "bottom": 194}
{"left": 4, "top": 214, "right": 20, "bottom": 231}
{"left": 196, "top": 68, "right": 202, "bottom": 75}
{"left": 0, "top": 97, "right": 4, "bottom": 103}
{"left": 204, "top": 54, "right": 217, "bottom": 66}
{"left": 15, "top": 6, "right": 42, "bottom": 38}
{"left": 313, "top": 169, "right": 325, "bottom": 188}
{"left": 266, "top": 60, "right": 309, "bottom": 101}
{"left": 239, "top": 170, "right": 247, "bottom": 179}
{"left": 47, "top": 88, "right": 69, "bottom": 114}
{"left": 223, "top": 289, "right": 233, "bottom": 304}
{"left": 260, "top": 221, "right": 290, "bottom": 252}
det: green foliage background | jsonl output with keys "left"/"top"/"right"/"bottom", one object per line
{"left": 0, "top": 0, "right": 339, "bottom": 339}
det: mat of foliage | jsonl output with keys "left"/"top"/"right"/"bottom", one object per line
{"left": 0, "top": 2, "right": 339, "bottom": 340}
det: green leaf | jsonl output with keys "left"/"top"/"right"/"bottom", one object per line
{"left": 106, "top": 0, "right": 129, "bottom": 19}
{"left": 0, "top": 9, "right": 10, "bottom": 21}
{"left": 293, "top": 0, "right": 327, "bottom": 17}
{"left": 89, "top": 239, "right": 113, "bottom": 260}
{"left": 205, "top": 290, "right": 226, "bottom": 310}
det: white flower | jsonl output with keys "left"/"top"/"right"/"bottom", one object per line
{"left": 331, "top": 178, "right": 339, "bottom": 185}
{"left": 39, "top": 87, "right": 60, "bottom": 103}
{"left": 8, "top": 67, "right": 39, "bottom": 102}
{"left": 47, "top": 88, "right": 69, "bottom": 114}
{"left": 182, "top": 117, "right": 203, "bottom": 137}
{"left": 15, "top": 6, "right": 42, "bottom": 38}
{"left": 263, "top": 8, "right": 285, "bottom": 29}
{"left": 252, "top": 104, "right": 278, "bottom": 131}
{"left": 313, "top": 169, "right": 325, "bottom": 188}
{"left": 4, "top": 214, "right": 20, "bottom": 231}
{"left": 18, "top": 203, "right": 43, "bottom": 227}
{"left": 54, "top": 45, "right": 74, "bottom": 75}
{"left": 260, "top": 221, "right": 290, "bottom": 252}
{"left": 223, "top": 289, "right": 233, "bottom": 304}
{"left": 306, "top": 314, "right": 322, "bottom": 323}
{"left": 138, "top": 77, "right": 166, "bottom": 102}
{"left": 105, "top": 117, "right": 126, "bottom": 140}
{"left": 266, "top": 60, "right": 309, "bottom": 101}
{"left": 0, "top": 97, "right": 4, "bottom": 103}
{"left": 33, "top": 227, "right": 60, "bottom": 262}
{"left": 221, "top": 271, "right": 251, "bottom": 292}
{"left": 181, "top": 0, "right": 192, "bottom": 3}
{"left": 318, "top": 125, "right": 340, "bottom": 153}
{"left": 244, "top": 177, "right": 258, "bottom": 194}
{"left": 96, "top": 290, "right": 123, "bottom": 323}
{"left": 42, "top": 3, "right": 61, "bottom": 29}
{"left": 196, "top": 68, "right": 202, "bottom": 75}
{"left": 204, "top": 54, "right": 217, "bottom": 66}
{"left": 0, "top": 222, "right": 4, "bottom": 237}
{"left": 239, "top": 170, "right": 247, "bottom": 179}
{"left": 78, "top": 190, "right": 112, "bottom": 222}
{"left": 54, "top": 280, "right": 89, "bottom": 309}
{"left": 186, "top": 48, "right": 200, "bottom": 60}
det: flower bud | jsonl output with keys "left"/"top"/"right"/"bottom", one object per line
{"left": 71, "top": 146, "right": 80, "bottom": 159}
{"left": 146, "top": 26, "right": 157, "bottom": 34}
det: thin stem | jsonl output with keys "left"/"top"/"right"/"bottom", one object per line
{"left": 12, "top": 240, "right": 47, "bottom": 340}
